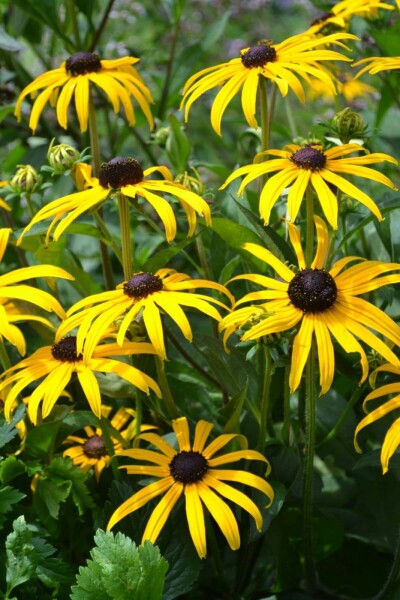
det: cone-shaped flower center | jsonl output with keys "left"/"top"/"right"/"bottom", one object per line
{"left": 291, "top": 146, "right": 327, "bottom": 171}
{"left": 310, "top": 11, "right": 334, "bottom": 27}
{"left": 288, "top": 268, "right": 337, "bottom": 313}
{"left": 99, "top": 157, "right": 144, "bottom": 189}
{"left": 65, "top": 52, "right": 102, "bottom": 76}
{"left": 51, "top": 336, "right": 83, "bottom": 362}
{"left": 241, "top": 44, "right": 277, "bottom": 68}
{"left": 169, "top": 450, "right": 208, "bottom": 483}
{"left": 83, "top": 435, "right": 107, "bottom": 458}
{"left": 123, "top": 272, "right": 163, "bottom": 299}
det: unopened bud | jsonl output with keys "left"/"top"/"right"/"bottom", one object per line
{"left": 10, "top": 165, "right": 41, "bottom": 194}
{"left": 332, "top": 108, "right": 366, "bottom": 144}
{"left": 175, "top": 167, "right": 204, "bottom": 195}
{"left": 48, "top": 139, "right": 80, "bottom": 174}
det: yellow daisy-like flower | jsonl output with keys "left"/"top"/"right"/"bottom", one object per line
{"left": 354, "top": 55, "right": 400, "bottom": 78}
{"left": 308, "top": 71, "right": 377, "bottom": 103}
{"left": 220, "top": 216, "right": 400, "bottom": 395}
{"left": 18, "top": 158, "right": 212, "bottom": 245}
{"left": 181, "top": 32, "right": 358, "bottom": 135}
{"left": 63, "top": 405, "right": 154, "bottom": 482}
{"left": 0, "top": 337, "right": 161, "bottom": 424}
{"left": 14, "top": 53, "right": 154, "bottom": 133}
{"left": 354, "top": 364, "right": 400, "bottom": 473}
{"left": 306, "top": 0, "right": 393, "bottom": 35}
{"left": 107, "top": 416, "right": 274, "bottom": 558}
{"left": 0, "top": 228, "right": 74, "bottom": 355}
{"left": 220, "top": 143, "right": 397, "bottom": 229}
{"left": 56, "top": 268, "right": 234, "bottom": 361}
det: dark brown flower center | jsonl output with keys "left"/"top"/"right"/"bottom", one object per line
{"left": 51, "top": 336, "right": 83, "bottom": 363}
{"left": 310, "top": 11, "right": 334, "bottom": 27}
{"left": 169, "top": 450, "right": 208, "bottom": 483}
{"left": 123, "top": 272, "right": 163, "bottom": 299}
{"left": 241, "top": 44, "right": 277, "bottom": 68}
{"left": 288, "top": 269, "right": 337, "bottom": 313}
{"left": 65, "top": 52, "right": 101, "bottom": 76}
{"left": 83, "top": 435, "right": 107, "bottom": 458}
{"left": 290, "top": 147, "right": 327, "bottom": 171}
{"left": 98, "top": 157, "right": 144, "bottom": 189}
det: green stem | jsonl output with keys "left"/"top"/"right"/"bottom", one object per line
{"left": 305, "top": 185, "right": 314, "bottom": 268}
{"left": 92, "top": 211, "right": 123, "bottom": 266}
{"left": 24, "top": 193, "right": 36, "bottom": 219}
{"left": 0, "top": 339, "right": 12, "bottom": 371}
{"left": 281, "top": 364, "right": 291, "bottom": 446}
{"left": 258, "top": 77, "right": 269, "bottom": 192}
{"left": 100, "top": 416, "right": 120, "bottom": 480}
{"left": 157, "top": 15, "right": 181, "bottom": 119}
{"left": 284, "top": 94, "right": 298, "bottom": 139}
{"left": 373, "top": 523, "right": 400, "bottom": 600}
{"left": 89, "top": 0, "right": 116, "bottom": 52}
{"left": 135, "top": 396, "right": 142, "bottom": 439}
{"left": 155, "top": 356, "right": 179, "bottom": 420}
{"left": 317, "top": 383, "right": 366, "bottom": 448}
{"left": 303, "top": 340, "right": 317, "bottom": 590}
{"left": 257, "top": 342, "right": 274, "bottom": 451}
{"left": 118, "top": 192, "right": 133, "bottom": 279}
{"left": 66, "top": 0, "right": 82, "bottom": 49}
{"left": 88, "top": 90, "right": 115, "bottom": 291}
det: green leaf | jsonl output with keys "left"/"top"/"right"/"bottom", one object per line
{"left": 71, "top": 531, "right": 168, "bottom": 600}
{"left": 5, "top": 515, "right": 72, "bottom": 597}
{"left": 221, "top": 381, "right": 248, "bottom": 434}
{"left": 142, "top": 236, "right": 195, "bottom": 272}
{"left": 24, "top": 409, "right": 69, "bottom": 460}
{"left": 0, "top": 403, "right": 25, "bottom": 449}
{"left": 211, "top": 217, "right": 267, "bottom": 272}
{"left": 166, "top": 113, "right": 192, "bottom": 173}
{"left": 0, "top": 456, "right": 26, "bottom": 484}
{"left": 10, "top": 0, "right": 72, "bottom": 46}
{"left": 0, "top": 486, "right": 26, "bottom": 528}
{"left": 0, "top": 27, "right": 23, "bottom": 51}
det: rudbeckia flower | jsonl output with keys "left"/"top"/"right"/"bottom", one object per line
{"left": 354, "top": 364, "right": 400, "bottom": 473}
{"left": 63, "top": 405, "right": 155, "bottom": 481}
{"left": 0, "top": 337, "right": 161, "bottom": 424}
{"left": 307, "top": 71, "right": 377, "bottom": 103}
{"left": 306, "top": 0, "right": 393, "bottom": 35}
{"left": 220, "top": 143, "right": 397, "bottom": 229}
{"left": 56, "top": 268, "right": 234, "bottom": 361}
{"left": 17, "top": 158, "right": 212, "bottom": 245}
{"left": 0, "top": 228, "right": 74, "bottom": 355}
{"left": 354, "top": 56, "right": 400, "bottom": 78}
{"left": 220, "top": 216, "right": 400, "bottom": 394}
{"left": 14, "top": 53, "right": 154, "bottom": 133}
{"left": 107, "top": 416, "right": 274, "bottom": 558}
{"left": 181, "top": 32, "right": 357, "bottom": 135}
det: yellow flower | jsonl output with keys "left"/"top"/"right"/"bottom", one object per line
{"left": 220, "top": 143, "right": 397, "bottom": 229}
{"left": 18, "top": 158, "right": 212, "bottom": 245}
{"left": 181, "top": 32, "right": 357, "bottom": 135}
{"left": 14, "top": 53, "right": 154, "bottom": 133}
{"left": 308, "top": 71, "right": 377, "bottom": 103}
{"left": 354, "top": 364, "right": 400, "bottom": 473}
{"left": 0, "top": 337, "right": 161, "bottom": 424}
{"left": 220, "top": 216, "right": 400, "bottom": 395}
{"left": 63, "top": 405, "right": 155, "bottom": 482}
{"left": 56, "top": 268, "right": 234, "bottom": 361}
{"left": 0, "top": 228, "right": 74, "bottom": 355}
{"left": 306, "top": 0, "right": 393, "bottom": 34}
{"left": 354, "top": 55, "right": 400, "bottom": 78}
{"left": 107, "top": 416, "right": 274, "bottom": 558}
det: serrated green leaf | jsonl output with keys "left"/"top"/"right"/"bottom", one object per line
{"left": 0, "top": 456, "right": 26, "bottom": 484}
{"left": 44, "top": 456, "right": 95, "bottom": 516}
{"left": 0, "top": 486, "right": 26, "bottom": 527}
{"left": 71, "top": 531, "right": 168, "bottom": 600}
{"left": 0, "top": 403, "right": 25, "bottom": 449}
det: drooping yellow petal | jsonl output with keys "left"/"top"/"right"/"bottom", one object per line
{"left": 184, "top": 485, "right": 207, "bottom": 558}
{"left": 76, "top": 366, "right": 102, "bottom": 418}
{"left": 211, "top": 469, "right": 274, "bottom": 504}
{"left": 142, "top": 482, "right": 183, "bottom": 544}
{"left": 196, "top": 481, "right": 240, "bottom": 550}
{"left": 381, "top": 419, "right": 400, "bottom": 474}
{"left": 289, "top": 315, "right": 315, "bottom": 393}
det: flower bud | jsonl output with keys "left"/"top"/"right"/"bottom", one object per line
{"left": 10, "top": 165, "right": 41, "bottom": 194}
{"left": 175, "top": 167, "right": 204, "bottom": 195}
{"left": 332, "top": 108, "right": 366, "bottom": 144}
{"left": 47, "top": 139, "right": 80, "bottom": 174}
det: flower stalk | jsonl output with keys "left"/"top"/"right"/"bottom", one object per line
{"left": 118, "top": 192, "right": 133, "bottom": 280}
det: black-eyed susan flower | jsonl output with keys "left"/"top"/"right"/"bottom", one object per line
{"left": 354, "top": 56, "right": 400, "bottom": 78}
{"left": 220, "top": 142, "right": 397, "bottom": 229}
{"left": 14, "top": 53, "right": 154, "bottom": 133}
{"left": 56, "top": 268, "right": 234, "bottom": 361}
{"left": 306, "top": 0, "right": 393, "bottom": 35}
{"left": 0, "top": 337, "right": 161, "bottom": 424}
{"left": 354, "top": 364, "right": 400, "bottom": 473}
{"left": 0, "top": 228, "right": 74, "bottom": 355}
{"left": 17, "top": 158, "right": 212, "bottom": 245}
{"left": 181, "top": 32, "right": 358, "bottom": 135}
{"left": 307, "top": 71, "right": 377, "bottom": 103}
{"left": 63, "top": 405, "right": 155, "bottom": 481}
{"left": 220, "top": 216, "right": 400, "bottom": 395}
{"left": 107, "top": 416, "right": 274, "bottom": 558}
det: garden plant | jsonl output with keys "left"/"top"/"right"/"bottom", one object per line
{"left": 1, "top": 0, "right": 400, "bottom": 598}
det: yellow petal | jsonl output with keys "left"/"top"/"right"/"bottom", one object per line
{"left": 184, "top": 484, "right": 207, "bottom": 558}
